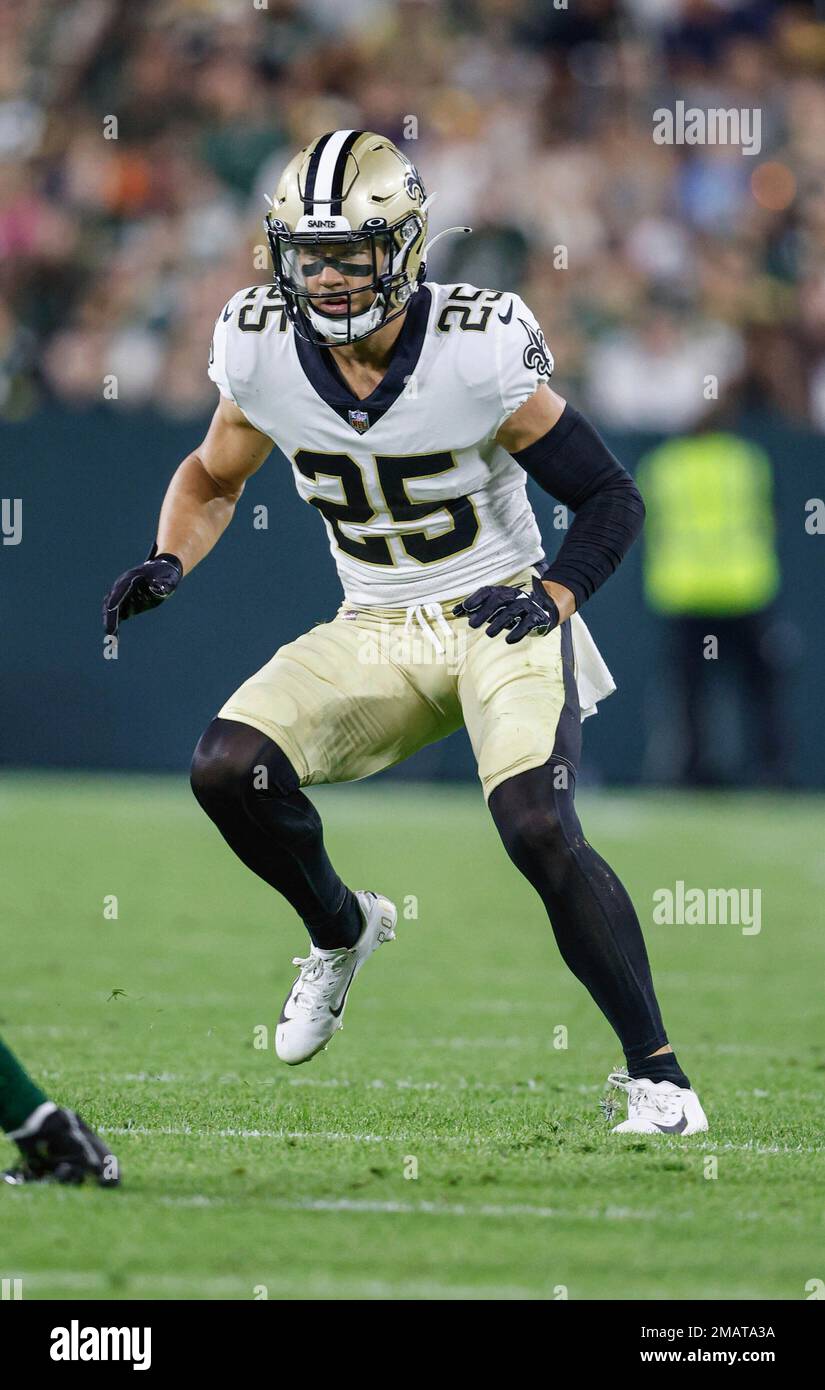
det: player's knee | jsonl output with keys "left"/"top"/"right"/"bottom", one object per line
{"left": 491, "top": 783, "right": 576, "bottom": 892}
{"left": 507, "top": 805, "right": 567, "bottom": 863}
{"left": 514, "top": 809, "right": 578, "bottom": 897}
{"left": 190, "top": 730, "right": 238, "bottom": 813}
{"left": 190, "top": 717, "right": 299, "bottom": 814}
{"left": 190, "top": 717, "right": 258, "bottom": 812}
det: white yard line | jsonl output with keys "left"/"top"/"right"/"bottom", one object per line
{"left": 100, "top": 1125, "right": 385, "bottom": 1143}
{"left": 151, "top": 1193, "right": 816, "bottom": 1224}
{"left": 35, "top": 1069, "right": 825, "bottom": 1112}
{"left": 698, "top": 1140, "right": 825, "bottom": 1156}
{"left": 11, "top": 1269, "right": 549, "bottom": 1300}
{"left": 158, "top": 1194, "right": 665, "bottom": 1221}
{"left": 94, "top": 1124, "right": 825, "bottom": 1158}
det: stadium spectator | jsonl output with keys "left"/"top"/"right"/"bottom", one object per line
{"left": 0, "top": 0, "right": 822, "bottom": 430}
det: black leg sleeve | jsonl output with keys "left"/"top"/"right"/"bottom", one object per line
{"left": 486, "top": 618, "right": 689, "bottom": 1085}
{"left": 488, "top": 759, "right": 670, "bottom": 1069}
{"left": 190, "top": 717, "right": 362, "bottom": 949}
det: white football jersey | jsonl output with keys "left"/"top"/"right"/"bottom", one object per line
{"left": 208, "top": 281, "right": 555, "bottom": 606}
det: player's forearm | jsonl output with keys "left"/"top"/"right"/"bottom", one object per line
{"left": 541, "top": 475, "right": 645, "bottom": 607}
{"left": 541, "top": 579, "right": 577, "bottom": 622}
{"left": 156, "top": 451, "right": 242, "bottom": 575}
{"left": 513, "top": 404, "right": 646, "bottom": 608}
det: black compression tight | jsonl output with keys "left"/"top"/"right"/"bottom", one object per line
{"left": 488, "top": 759, "right": 672, "bottom": 1071}
{"left": 190, "top": 718, "right": 362, "bottom": 950}
{"left": 191, "top": 719, "right": 679, "bottom": 1076}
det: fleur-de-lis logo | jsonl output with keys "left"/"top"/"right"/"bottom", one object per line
{"left": 518, "top": 317, "right": 553, "bottom": 378}
{"left": 404, "top": 165, "right": 426, "bottom": 205}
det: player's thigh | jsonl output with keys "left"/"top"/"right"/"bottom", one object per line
{"left": 458, "top": 620, "right": 581, "bottom": 801}
{"left": 217, "top": 617, "right": 446, "bottom": 786}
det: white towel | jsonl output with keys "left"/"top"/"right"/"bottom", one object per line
{"left": 570, "top": 611, "right": 616, "bottom": 720}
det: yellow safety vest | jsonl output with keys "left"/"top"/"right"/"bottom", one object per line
{"left": 636, "top": 433, "right": 780, "bottom": 616}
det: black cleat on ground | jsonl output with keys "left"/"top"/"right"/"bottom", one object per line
{"left": 3, "top": 1107, "right": 120, "bottom": 1187}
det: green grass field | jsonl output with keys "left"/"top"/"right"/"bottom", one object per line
{"left": 1, "top": 774, "right": 823, "bottom": 1301}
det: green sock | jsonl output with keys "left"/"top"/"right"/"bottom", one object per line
{"left": 0, "top": 1035, "right": 50, "bottom": 1133}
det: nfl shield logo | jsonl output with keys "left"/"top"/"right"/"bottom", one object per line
{"left": 348, "top": 408, "right": 370, "bottom": 434}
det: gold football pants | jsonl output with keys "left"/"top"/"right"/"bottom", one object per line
{"left": 218, "top": 569, "right": 580, "bottom": 800}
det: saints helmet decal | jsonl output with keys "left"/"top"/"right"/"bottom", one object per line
{"left": 404, "top": 165, "right": 426, "bottom": 205}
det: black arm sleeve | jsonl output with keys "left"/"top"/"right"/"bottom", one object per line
{"left": 511, "top": 403, "right": 645, "bottom": 608}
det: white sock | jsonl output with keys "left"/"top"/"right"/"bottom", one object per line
{"left": 7, "top": 1100, "right": 58, "bottom": 1141}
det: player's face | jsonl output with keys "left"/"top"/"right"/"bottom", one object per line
{"left": 291, "top": 238, "right": 387, "bottom": 319}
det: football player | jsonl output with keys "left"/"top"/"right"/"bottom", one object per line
{"left": 0, "top": 1034, "right": 118, "bottom": 1185}
{"left": 104, "top": 131, "right": 706, "bottom": 1137}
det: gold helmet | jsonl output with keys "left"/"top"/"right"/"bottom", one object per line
{"left": 264, "top": 130, "right": 429, "bottom": 345}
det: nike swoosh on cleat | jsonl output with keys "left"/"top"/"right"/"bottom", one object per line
{"left": 329, "top": 965, "right": 358, "bottom": 1018}
{"left": 653, "top": 1114, "right": 689, "bottom": 1134}
{"left": 497, "top": 300, "right": 513, "bottom": 324}
{"left": 279, "top": 992, "right": 299, "bottom": 1024}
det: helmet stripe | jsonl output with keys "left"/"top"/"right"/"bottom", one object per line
{"left": 303, "top": 130, "right": 334, "bottom": 212}
{"left": 308, "top": 128, "right": 356, "bottom": 213}
{"left": 329, "top": 130, "right": 364, "bottom": 216}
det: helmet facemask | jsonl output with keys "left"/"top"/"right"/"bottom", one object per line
{"left": 265, "top": 215, "right": 424, "bottom": 346}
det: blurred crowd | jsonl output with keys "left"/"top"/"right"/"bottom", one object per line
{"left": 2, "top": 0, "right": 825, "bottom": 427}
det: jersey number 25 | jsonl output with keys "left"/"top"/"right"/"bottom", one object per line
{"left": 293, "top": 450, "right": 480, "bottom": 568}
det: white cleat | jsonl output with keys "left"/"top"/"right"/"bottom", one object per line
{"left": 604, "top": 1070, "right": 708, "bottom": 1136}
{"left": 275, "top": 891, "right": 397, "bottom": 1065}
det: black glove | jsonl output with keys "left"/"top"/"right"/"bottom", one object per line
{"left": 103, "top": 545, "right": 183, "bottom": 637}
{"left": 454, "top": 576, "right": 560, "bottom": 643}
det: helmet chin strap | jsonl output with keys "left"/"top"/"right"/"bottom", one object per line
{"left": 305, "top": 292, "right": 386, "bottom": 345}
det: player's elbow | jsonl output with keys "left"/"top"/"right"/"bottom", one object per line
{"left": 620, "top": 474, "right": 645, "bottom": 535}
{"left": 611, "top": 475, "right": 646, "bottom": 553}
{"left": 192, "top": 450, "right": 245, "bottom": 505}
{"left": 593, "top": 471, "right": 645, "bottom": 532}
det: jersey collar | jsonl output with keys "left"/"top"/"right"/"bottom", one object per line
{"left": 293, "top": 285, "right": 431, "bottom": 433}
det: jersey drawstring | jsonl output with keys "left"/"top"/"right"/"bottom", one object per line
{"left": 403, "top": 601, "right": 453, "bottom": 656}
